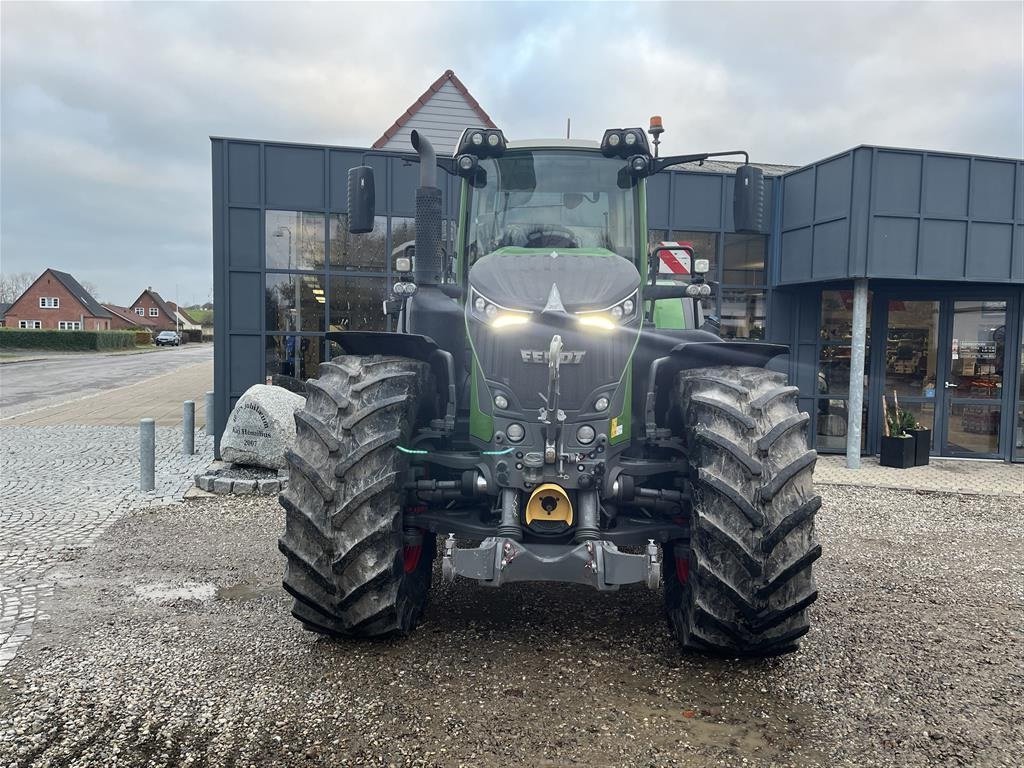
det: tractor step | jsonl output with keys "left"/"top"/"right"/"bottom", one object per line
{"left": 441, "top": 535, "right": 660, "bottom": 591}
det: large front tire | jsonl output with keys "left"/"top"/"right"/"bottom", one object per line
{"left": 665, "top": 366, "right": 821, "bottom": 656}
{"left": 279, "top": 355, "right": 436, "bottom": 638}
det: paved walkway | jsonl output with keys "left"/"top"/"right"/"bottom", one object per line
{"left": 0, "top": 426, "right": 213, "bottom": 668}
{"left": 1, "top": 360, "right": 212, "bottom": 427}
{"left": 815, "top": 454, "right": 1023, "bottom": 496}
{"left": 0, "top": 351, "right": 217, "bottom": 669}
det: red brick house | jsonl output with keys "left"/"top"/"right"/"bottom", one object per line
{"left": 103, "top": 304, "right": 157, "bottom": 331}
{"left": 3, "top": 269, "right": 111, "bottom": 330}
{"left": 128, "top": 288, "right": 180, "bottom": 332}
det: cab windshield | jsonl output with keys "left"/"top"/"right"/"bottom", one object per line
{"left": 465, "top": 150, "right": 636, "bottom": 264}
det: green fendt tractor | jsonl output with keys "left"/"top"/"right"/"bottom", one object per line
{"left": 279, "top": 121, "right": 821, "bottom": 656}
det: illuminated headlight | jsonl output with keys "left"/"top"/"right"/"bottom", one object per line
{"left": 576, "top": 425, "right": 596, "bottom": 444}
{"left": 698, "top": 283, "right": 712, "bottom": 297}
{"left": 577, "top": 290, "right": 639, "bottom": 330}
{"left": 594, "top": 396, "right": 610, "bottom": 412}
{"left": 494, "top": 394, "right": 509, "bottom": 410}
{"left": 470, "top": 287, "right": 529, "bottom": 327}
{"left": 506, "top": 423, "right": 525, "bottom": 442}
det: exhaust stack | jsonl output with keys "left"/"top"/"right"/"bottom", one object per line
{"left": 411, "top": 130, "right": 443, "bottom": 285}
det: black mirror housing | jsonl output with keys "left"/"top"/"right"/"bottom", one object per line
{"left": 644, "top": 284, "right": 690, "bottom": 301}
{"left": 734, "top": 165, "right": 766, "bottom": 234}
{"left": 347, "top": 166, "right": 376, "bottom": 234}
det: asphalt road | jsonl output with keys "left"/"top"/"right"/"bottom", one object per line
{"left": 0, "top": 345, "right": 213, "bottom": 418}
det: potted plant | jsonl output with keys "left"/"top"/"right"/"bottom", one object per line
{"left": 880, "top": 392, "right": 916, "bottom": 469}
{"left": 907, "top": 420, "right": 931, "bottom": 466}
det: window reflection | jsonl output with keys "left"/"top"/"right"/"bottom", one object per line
{"left": 329, "top": 215, "right": 386, "bottom": 272}
{"left": 266, "top": 335, "right": 323, "bottom": 384}
{"left": 885, "top": 300, "right": 939, "bottom": 398}
{"left": 329, "top": 275, "right": 387, "bottom": 333}
{"left": 821, "top": 289, "right": 871, "bottom": 342}
{"left": 816, "top": 401, "right": 867, "bottom": 452}
{"left": 265, "top": 274, "right": 325, "bottom": 332}
{"left": 948, "top": 300, "right": 1004, "bottom": 398}
{"left": 266, "top": 211, "right": 325, "bottom": 270}
{"left": 723, "top": 233, "right": 766, "bottom": 286}
{"left": 720, "top": 288, "right": 765, "bottom": 339}
{"left": 948, "top": 403, "right": 1001, "bottom": 455}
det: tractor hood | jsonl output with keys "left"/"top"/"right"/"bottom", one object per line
{"left": 469, "top": 248, "right": 641, "bottom": 312}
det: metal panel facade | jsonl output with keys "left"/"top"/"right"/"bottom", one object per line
{"left": 779, "top": 145, "right": 1023, "bottom": 285}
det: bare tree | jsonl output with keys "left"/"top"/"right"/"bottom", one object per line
{"left": 0, "top": 272, "right": 36, "bottom": 304}
{"left": 79, "top": 280, "right": 102, "bottom": 302}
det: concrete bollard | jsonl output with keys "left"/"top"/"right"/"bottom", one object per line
{"left": 205, "top": 391, "right": 215, "bottom": 436}
{"left": 140, "top": 418, "right": 155, "bottom": 491}
{"left": 183, "top": 400, "right": 195, "bottom": 455}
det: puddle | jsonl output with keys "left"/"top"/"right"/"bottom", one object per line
{"left": 135, "top": 581, "right": 216, "bottom": 603}
{"left": 215, "top": 582, "right": 278, "bottom": 602}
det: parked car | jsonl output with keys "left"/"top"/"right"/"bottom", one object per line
{"left": 155, "top": 331, "right": 181, "bottom": 347}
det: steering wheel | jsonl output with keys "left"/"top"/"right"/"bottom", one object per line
{"left": 524, "top": 226, "right": 578, "bottom": 248}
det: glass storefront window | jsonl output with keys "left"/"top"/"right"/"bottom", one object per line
{"left": 885, "top": 300, "right": 939, "bottom": 398}
{"left": 817, "top": 345, "right": 869, "bottom": 396}
{"left": 328, "top": 214, "right": 386, "bottom": 272}
{"left": 821, "top": 289, "right": 871, "bottom": 342}
{"left": 723, "top": 233, "right": 766, "bottom": 286}
{"left": 266, "top": 335, "right": 323, "bottom": 384}
{"left": 947, "top": 403, "right": 1001, "bottom": 455}
{"left": 815, "top": 401, "right": 867, "bottom": 452}
{"left": 329, "top": 275, "right": 387, "bottom": 333}
{"left": 1017, "top": 315, "right": 1024, "bottom": 461}
{"left": 266, "top": 211, "right": 326, "bottom": 270}
{"left": 265, "top": 273, "right": 326, "bottom": 332}
{"left": 948, "top": 300, "right": 1005, "bottom": 398}
{"left": 720, "top": 288, "right": 766, "bottom": 339}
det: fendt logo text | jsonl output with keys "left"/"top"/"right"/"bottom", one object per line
{"left": 520, "top": 350, "right": 587, "bottom": 364}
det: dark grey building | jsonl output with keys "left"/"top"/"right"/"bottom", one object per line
{"left": 211, "top": 138, "right": 1023, "bottom": 463}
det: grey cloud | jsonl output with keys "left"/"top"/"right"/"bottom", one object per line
{"left": 1, "top": 1, "right": 1020, "bottom": 302}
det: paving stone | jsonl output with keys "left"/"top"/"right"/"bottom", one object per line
{"left": 211, "top": 477, "right": 234, "bottom": 494}
{"left": 257, "top": 478, "right": 280, "bottom": 495}
{"left": 0, "top": 425, "right": 212, "bottom": 670}
{"left": 197, "top": 475, "right": 214, "bottom": 492}
{"left": 232, "top": 478, "right": 257, "bottom": 495}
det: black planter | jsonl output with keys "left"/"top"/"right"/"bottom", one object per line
{"left": 880, "top": 435, "right": 916, "bottom": 468}
{"left": 907, "top": 428, "right": 931, "bottom": 466}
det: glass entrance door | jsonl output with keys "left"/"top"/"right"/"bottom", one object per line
{"left": 940, "top": 300, "right": 1007, "bottom": 457}
{"left": 882, "top": 296, "right": 1012, "bottom": 459}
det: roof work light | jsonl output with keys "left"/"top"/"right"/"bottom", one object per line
{"left": 455, "top": 128, "right": 507, "bottom": 159}
{"left": 600, "top": 128, "right": 651, "bottom": 159}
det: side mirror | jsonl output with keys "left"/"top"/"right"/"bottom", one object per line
{"left": 734, "top": 165, "right": 766, "bottom": 234}
{"left": 347, "top": 166, "right": 376, "bottom": 234}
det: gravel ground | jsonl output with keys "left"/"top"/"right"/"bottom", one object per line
{"left": 1, "top": 486, "right": 1021, "bottom": 767}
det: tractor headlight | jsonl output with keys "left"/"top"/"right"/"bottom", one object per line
{"left": 698, "top": 283, "right": 712, "bottom": 297}
{"left": 685, "top": 284, "right": 702, "bottom": 297}
{"left": 469, "top": 287, "right": 529, "bottom": 328}
{"left": 576, "top": 290, "right": 639, "bottom": 330}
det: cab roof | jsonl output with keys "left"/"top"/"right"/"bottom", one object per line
{"left": 505, "top": 139, "right": 601, "bottom": 151}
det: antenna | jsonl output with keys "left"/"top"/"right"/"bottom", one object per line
{"left": 566, "top": 117, "right": 571, "bottom": 139}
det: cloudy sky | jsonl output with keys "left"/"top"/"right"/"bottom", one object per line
{"left": 2, "top": 1, "right": 1021, "bottom": 304}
